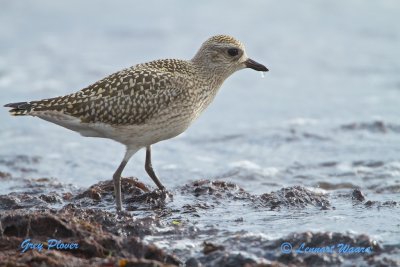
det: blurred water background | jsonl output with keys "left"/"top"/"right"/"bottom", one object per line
{"left": 1, "top": 0, "right": 399, "bottom": 248}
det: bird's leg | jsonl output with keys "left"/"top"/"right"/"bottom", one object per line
{"left": 113, "top": 160, "right": 127, "bottom": 211}
{"left": 113, "top": 149, "right": 135, "bottom": 211}
{"left": 145, "top": 145, "right": 165, "bottom": 190}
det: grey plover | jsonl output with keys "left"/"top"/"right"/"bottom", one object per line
{"left": 5, "top": 35, "right": 268, "bottom": 211}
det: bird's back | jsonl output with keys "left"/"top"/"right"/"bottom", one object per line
{"left": 4, "top": 59, "right": 215, "bottom": 146}
{"left": 6, "top": 59, "right": 197, "bottom": 124}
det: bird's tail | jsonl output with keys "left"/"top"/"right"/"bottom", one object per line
{"left": 4, "top": 102, "right": 34, "bottom": 116}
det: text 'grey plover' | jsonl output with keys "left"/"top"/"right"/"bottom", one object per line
{"left": 5, "top": 35, "right": 268, "bottom": 211}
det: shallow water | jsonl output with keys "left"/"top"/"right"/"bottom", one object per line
{"left": 1, "top": 0, "right": 400, "bottom": 264}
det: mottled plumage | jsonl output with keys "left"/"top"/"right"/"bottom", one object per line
{"left": 8, "top": 59, "right": 193, "bottom": 124}
{"left": 5, "top": 35, "right": 268, "bottom": 211}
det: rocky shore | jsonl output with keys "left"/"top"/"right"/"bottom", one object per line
{"left": 0, "top": 169, "right": 398, "bottom": 267}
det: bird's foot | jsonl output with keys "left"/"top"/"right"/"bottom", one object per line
{"left": 115, "top": 209, "right": 130, "bottom": 216}
{"left": 154, "top": 187, "right": 173, "bottom": 200}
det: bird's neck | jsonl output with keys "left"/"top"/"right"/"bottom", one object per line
{"left": 190, "top": 58, "right": 232, "bottom": 90}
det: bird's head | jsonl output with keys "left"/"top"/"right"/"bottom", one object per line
{"left": 191, "top": 35, "right": 268, "bottom": 78}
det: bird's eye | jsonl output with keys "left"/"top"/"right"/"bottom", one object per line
{"left": 227, "top": 48, "right": 239, "bottom": 57}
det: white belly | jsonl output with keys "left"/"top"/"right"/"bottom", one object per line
{"left": 109, "top": 117, "right": 192, "bottom": 147}
{"left": 33, "top": 93, "right": 207, "bottom": 148}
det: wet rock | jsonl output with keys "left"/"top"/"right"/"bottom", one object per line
{"left": 39, "top": 192, "right": 63, "bottom": 204}
{"left": 258, "top": 186, "right": 330, "bottom": 210}
{"left": 352, "top": 160, "right": 385, "bottom": 168}
{"left": 0, "top": 193, "right": 50, "bottom": 210}
{"left": 234, "top": 217, "right": 244, "bottom": 222}
{"left": 76, "top": 177, "right": 149, "bottom": 200}
{"left": 381, "top": 201, "right": 398, "bottom": 207}
{"left": 284, "top": 129, "right": 331, "bottom": 143}
{"left": 302, "top": 132, "right": 330, "bottom": 141}
{"left": 317, "top": 182, "right": 355, "bottom": 190}
{"left": 366, "top": 257, "right": 400, "bottom": 267}
{"left": 0, "top": 155, "right": 41, "bottom": 173}
{"left": 181, "top": 203, "right": 213, "bottom": 217}
{"left": 181, "top": 180, "right": 251, "bottom": 200}
{"left": 0, "top": 209, "right": 180, "bottom": 267}
{"left": 125, "top": 189, "right": 170, "bottom": 210}
{"left": 375, "top": 184, "right": 400, "bottom": 193}
{"left": 63, "top": 192, "right": 73, "bottom": 201}
{"left": 75, "top": 177, "right": 170, "bottom": 210}
{"left": 0, "top": 251, "right": 177, "bottom": 267}
{"left": 364, "top": 200, "right": 397, "bottom": 208}
{"left": 352, "top": 189, "right": 365, "bottom": 202}
{"left": 185, "top": 257, "right": 202, "bottom": 267}
{"left": 203, "top": 241, "right": 225, "bottom": 255}
{"left": 25, "top": 177, "right": 71, "bottom": 193}
{"left": 58, "top": 205, "right": 159, "bottom": 237}
{"left": 216, "top": 231, "right": 386, "bottom": 267}
{"left": 340, "top": 120, "right": 400, "bottom": 134}
{"left": 365, "top": 200, "right": 378, "bottom": 207}
{"left": 319, "top": 161, "right": 338, "bottom": 167}
{"left": 0, "top": 174, "right": 398, "bottom": 266}
{"left": 0, "top": 171, "right": 11, "bottom": 179}
{"left": 195, "top": 251, "right": 260, "bottom": 267}
{"left": 0, "top": 177, "right": 76, "bottom": 210}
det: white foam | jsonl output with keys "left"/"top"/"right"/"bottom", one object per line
{"left": 230, "top": 160, "right": 261, "bottom": 170}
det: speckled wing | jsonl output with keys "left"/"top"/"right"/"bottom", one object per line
{"left": 9, "top": 63, "right": 189, "bottom": 126}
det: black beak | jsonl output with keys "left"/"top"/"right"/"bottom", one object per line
{"left": 245, "top": 58, "right": 269, "bottom": 72}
